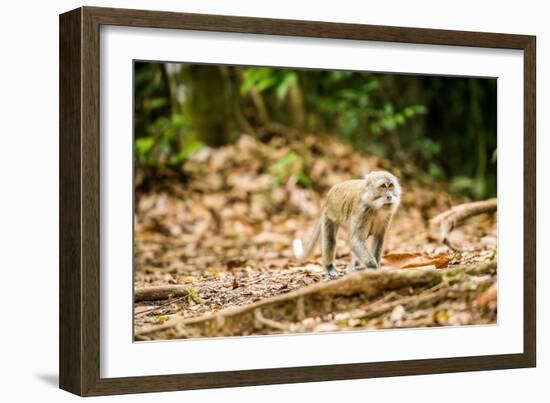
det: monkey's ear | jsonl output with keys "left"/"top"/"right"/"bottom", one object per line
{"left": 364, "top": 172, "right": 372, "bottom": 184}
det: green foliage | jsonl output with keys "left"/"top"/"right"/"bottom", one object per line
{"left": 304, "top": 71, "right": 427, "bottom": 151}
{"left": 175, "top": 140, "right": 205, "bottom": 162}
{"left": 450, "top": 176, "right": 487, "bottom": 199}
{"left": 413, "top": 137, "right": 441, "bottom": 159}
{"left": 135, "top": 137, "right": 155, "bottom": 157}
{"left": 134, "top": 62, "right": 497, "bottom": 198}
{"left": 187, "top": 287, "right": 203, "bottom": 305}
{"left": 371, "top": 104, "right": 428, "bottom": 133}
{"left": 241, "top": 68, "right": 299, "bottom": 101}
{"left": 134, "top": 63, "right": 205, "bottom": 166}
{"left": 269, "top": 152, "right": 311, "bottom": 189}
{"left": 134, "top": 111, "right": 204, "bottom": 166}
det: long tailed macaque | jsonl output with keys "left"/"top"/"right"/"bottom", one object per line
{"left": 293, "top": 171, "right": 401, "bottom": 278}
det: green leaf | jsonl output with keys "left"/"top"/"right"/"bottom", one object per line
{"left": 295, "top": 171, "right": 312, "bottom": 188}
{"left": 450, "top": 176, "right": 475, "bottom": 193}
{"left": 174, "top": 140, "right": 205, "bottom": 162}
{"left": 404, "top": 105, "right": 428, "bottom": 117}
{"left": 153, "top": 315, "right": 169, "bottom": 324}
{"left": 276, "top": 72, "right": 298, "bottom": 100}
{"left": 269, "top": 151, "right": 298, "bottom": 174}
{"left": 428, "top": 162, "right": 445, "bottom": 179}
{"left": 135, "top": 137, "right": 155, "bottom": 156}
{"left": 150, "top": 97, "right": 168, "bottom": 109}
{"left": 384, "top": 103, "right": 395, "bottom": 115}
{"left": 362, "top": 80, "right": 379, "bottom": 92}
{"left": 256, "top": 77, "right": 276, "bottom": 92}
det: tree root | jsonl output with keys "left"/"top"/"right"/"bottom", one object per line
{"left": 134, "top": 285, "right": 189, "bottom": 302}
{"left": 358, "top": 282, "right": 448, "bottom": 320}
{"left": 135, "top": 261, "right": 496, "bottom": 340}
{"left": 135, "top": 267, "right": 443, "bottom": 339}
{"left": 254, "top": 308, "right": 290, "bottom": 331}
{"left": 430, "top": 198, "right": 497, "bottom": 249}
{"left": 293, "top": 262, "right": 496, "bottom": 332}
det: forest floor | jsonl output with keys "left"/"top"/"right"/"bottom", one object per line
{"left": 133, "top": 133, "right": 497, "bottom": 340}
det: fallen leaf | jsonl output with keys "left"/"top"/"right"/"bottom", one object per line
{"left": 434, "top": 310, "right": 450, "bottom": 325}
{"left": 382, "top": 251, "right": 452, "bottom": 269}
{"left": 153, "top": 315, "right": 170, "bottom": 324}
{"left": 252, "top": 232, "right": 289, "bottom": 245}
{"left": 178, "top": 275, "right": 196, "bottom": 284}
{"left": 475, "top": 282, "right": 497, "bottom": 308}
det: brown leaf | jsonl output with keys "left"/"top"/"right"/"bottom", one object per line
{"left": 475, "top": 283, "right": 497, "bottom": 308}
{"left": 267, "top": 258, "right": 291, "bottom": 268}
{"left": 382, "top": 251, "right": 452, "bottom": 269}
{"left": 252, "top": 232, "right": 289, "bottom": 245}
{"left": 224, "top": 257, "right": 247, "bottom": 270}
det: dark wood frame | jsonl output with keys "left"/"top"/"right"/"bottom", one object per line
{"left": 60, "top": 6, "right": 536, "bottom": 396}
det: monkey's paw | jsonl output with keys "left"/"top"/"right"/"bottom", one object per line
{"left": 365, "top": 260, "right": 379, "bottom": 270}
{"left": 347, "top": 264, "right": 364, "bottom": 272}
{"left": 326, "top": 264, "right": 340, "bottom": 279}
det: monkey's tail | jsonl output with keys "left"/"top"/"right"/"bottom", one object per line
{"left": 293, "top": 219, "right": 321, "bottom": 262}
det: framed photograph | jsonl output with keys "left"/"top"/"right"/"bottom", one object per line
{"left": 59, "top": 6, "right": 536, "bottom": 396}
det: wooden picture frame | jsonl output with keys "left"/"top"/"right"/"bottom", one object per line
{"left": 59, "top": 6, "right": 536, "bottom": 396}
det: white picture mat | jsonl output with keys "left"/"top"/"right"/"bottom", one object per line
{"left": 100, "top": 25, "right": 524, "bottom": 378}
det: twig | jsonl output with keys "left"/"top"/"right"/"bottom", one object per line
{"left": 134, "top": 295, "right": 188, "bottom": 318}
{"left": 134, "top": 285, "right": 189, "bottom": 302}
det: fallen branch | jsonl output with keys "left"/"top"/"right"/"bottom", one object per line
{"left": 134, "top": 285, "right": 189, "bottom": 302}
{"left": 136, "top": 267, "right": 442, "bottom": 339}
{"left": 430, "top": 198, "right": 497, "bottom": 249}
{"left": 134, "top": 295, "right": 188, "bottom": 317}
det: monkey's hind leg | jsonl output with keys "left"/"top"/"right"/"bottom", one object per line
{"left": 321, "top": 215, "right": 339, "bottom": 279}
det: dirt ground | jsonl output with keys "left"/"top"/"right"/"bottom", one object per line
{"left": 133, "top": 134, "right": 497, "bottom": 339}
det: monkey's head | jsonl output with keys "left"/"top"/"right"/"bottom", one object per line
{"left": 363, "top": 171, "right": 402, "bottom": 211}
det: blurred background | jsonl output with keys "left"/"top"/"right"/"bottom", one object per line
{"left": 134, "top": 62, "right": 496, "bottom": 198}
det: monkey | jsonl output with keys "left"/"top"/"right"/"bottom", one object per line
{"left": 293, "top": 171, "right": 401, "bottom": 279}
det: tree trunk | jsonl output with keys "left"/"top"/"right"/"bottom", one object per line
{"left": 182, "top": 65, "right": 242, "bottom": 146}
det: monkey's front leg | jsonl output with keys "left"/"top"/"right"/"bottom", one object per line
{"left": 347, "top": 253, "right": 362, "bottom": 272}
{"left": 372, "top": 218, "right": 390, "bottom": 267}
{"left": 321, "top": 215, "right": 340, "bottom": 279}
{"left": 372, "top": 234, "right": 385, "bottom": 267}
{"left": 350, "top": 228, "right": 378, "bottom": 270}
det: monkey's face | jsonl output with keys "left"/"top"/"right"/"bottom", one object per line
{"left": 364, "top": 172, "right": 402, "bottom": 210}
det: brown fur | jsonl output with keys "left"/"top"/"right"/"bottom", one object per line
{"left": 293, "top": 171, "right": 401, "bottom": 278}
